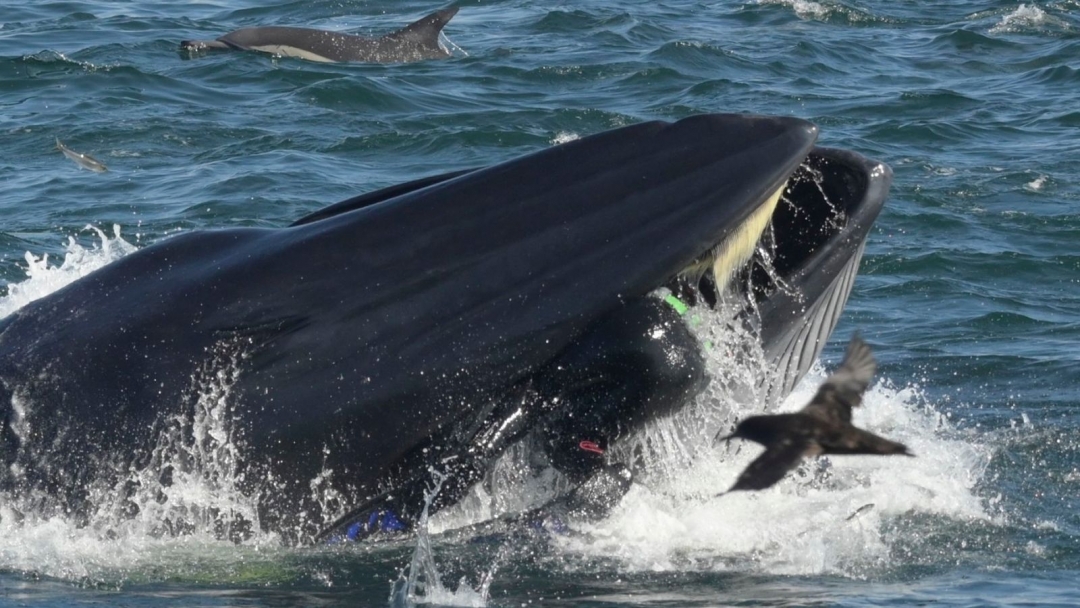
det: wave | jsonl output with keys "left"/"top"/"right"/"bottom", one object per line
{"left": 989, "top": 3, "right": 1074, "bottom": 35}
{"left": 753, "top": 0, "right": 890, "bottom": 25}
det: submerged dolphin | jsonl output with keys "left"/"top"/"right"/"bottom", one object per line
{"left": 55, "top": 138, "right": 108, "bottom": 173}
{"left": 0, "top": 114, "right": 890, "bottom": 543}
{"left": 180, "top": 7, "right": 459, "bottom": 63}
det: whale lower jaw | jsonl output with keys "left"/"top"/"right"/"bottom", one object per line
{"left": 764, "top": 238, "right": 865, "bottom": 403}
{"left": 749, "top": 147, "right": 891, "bottom": 405}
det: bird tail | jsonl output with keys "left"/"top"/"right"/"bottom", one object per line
{"left": 831, "top": 427, "right": 912, "bottom": 456}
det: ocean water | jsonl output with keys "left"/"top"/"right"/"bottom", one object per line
{"left": 1, "top": 0, "right": 1079, "bottom": 606}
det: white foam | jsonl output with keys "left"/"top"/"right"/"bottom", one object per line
{"left": 756, "top": 0, "right": 831, "bottom": 21}
{"left": 551, "top": 132, "right": 580, "bottom": 145}
{"left": 0, "top": 225, "right": 136, "bottom": 319}
{"left": 1025, "top": 174, "right": 1048, "bottom": 191}
{"left": 990, "top": 4, "right": 1062, "bottom": 34}
{"left": 0, "top": 341, "right": 279, "bottom": 582}
{"left": 0, "top": 234, "right": 284, "bottom": 579}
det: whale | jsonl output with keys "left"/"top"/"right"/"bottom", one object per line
{"left": 0, "top": 114, "right": 890, "bottom": 543}
{"left": 179, "top": 7, "right": 459, "bottom": 63}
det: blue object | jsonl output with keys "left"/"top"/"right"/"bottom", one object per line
{"left": 326, "top": 509, "right": 408, "bottom": 543}
{"left": 526, "top": 510, "right": 570, "bottom": 536}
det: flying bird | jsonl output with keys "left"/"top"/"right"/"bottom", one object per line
{"left": 717, "top": 334, "right": 912, "bottom": 493}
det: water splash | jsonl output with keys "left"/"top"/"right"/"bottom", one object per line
{"left": 439, "top": 32, "right": 469, "bottom": 58}
{"left": 90, "top": 339, "right": 265, "bottom": 543}
{"left": 560, "top": 346, "right": 992, "bottom": 577}
{"left": 1025, "top": 174, "right": 1049, "bottom": 191}
{"left": 0, "top": 336, "right": 281, "bottom": 582}
{"left": 427, "top": 297, "right": 992, "bottom": 578}
{"left": 0, "top": 225, "right": 136, "bottom": 318}
{"left": 0, "top": 231, "right": 285, "bottom": 579}
{"left": 551, "top": 132, "right": 580, "bottom": 145}
{"left": 391, "top": 470, "right": 497, "bottom": 607}
{"left": 20, "top": 50, "right": 113, "bottom": 73}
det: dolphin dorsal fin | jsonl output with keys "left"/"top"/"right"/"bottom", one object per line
{"left": 385, "top": 6, "right": 458, "bottom": 47}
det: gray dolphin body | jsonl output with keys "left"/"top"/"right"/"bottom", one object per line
{"left": 180, "top": 7, "right": 458, "bottom": 63}
{"left": 0, "top": 115, "right": 890, "bottom": 543}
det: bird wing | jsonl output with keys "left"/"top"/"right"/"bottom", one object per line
{"left": 802, "top": 333, "right": 876, "bottom": 424}
{"left": 727, "top": 439, "right": 814, "bottom": 492}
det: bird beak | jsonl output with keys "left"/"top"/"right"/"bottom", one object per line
{"left": 713, "top": 432, "right": 735, "bottom": 445}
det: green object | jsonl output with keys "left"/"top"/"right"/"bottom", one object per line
{"left": 664, "top": 293, "right": 688, "bottom": 315}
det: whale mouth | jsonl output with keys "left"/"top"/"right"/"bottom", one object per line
{"left": 747, "top": 147, "right": 890, "bottom": 401}
{"left": 669, "top": 182, "right": 788, "bottom": 307}
{"left": 666, "top": 145, "right": 887, "bottom": 319}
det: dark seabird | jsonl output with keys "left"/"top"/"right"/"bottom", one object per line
{"left": 717, "top": 334, "right": 912, "bottom": 493}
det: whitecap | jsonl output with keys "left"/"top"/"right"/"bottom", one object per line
{"left": 990, "top": 4, "right": 1065, "bottom": 34}
{"left": 551, "top": 131, "right": 580, "bottom": 145}
{"left": 560, "top": 372, "right": 991, "bottom": 577}
{"left": 756, "top": 0, "right": 832, "bottom": 21}
{"left": 1024, "top": 174, "right": 1048, "bottom": 191}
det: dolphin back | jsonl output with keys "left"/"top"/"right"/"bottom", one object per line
{"left": 179, "top": 7, "right": 459, "bottom": 63}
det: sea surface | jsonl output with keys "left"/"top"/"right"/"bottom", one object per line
{"left": 1, "top": 0, "right": 1079, "bottom": 606}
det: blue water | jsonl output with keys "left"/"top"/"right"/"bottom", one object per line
{"left": 2, "top": 0, "right": 1079, "bottom": 605}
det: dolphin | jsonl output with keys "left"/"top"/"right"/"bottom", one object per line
{"left": 55, "top": 138, "right": 108, "bottom": 173}
{"left": 0, "top": 114, "right": 891, "bottom": 543}
{"left": 179, "top": 7, "right": 459, "bottom": 63}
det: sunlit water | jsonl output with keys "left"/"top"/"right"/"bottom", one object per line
{"left": 2, "top": 0, "right": 1078, "bottom": 606}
